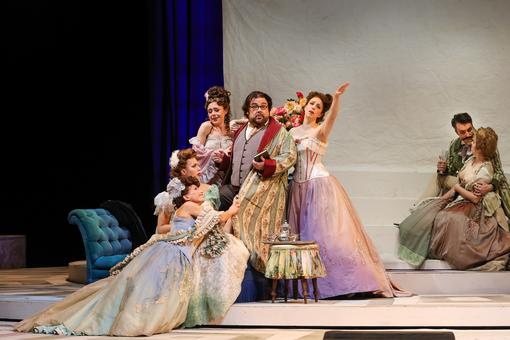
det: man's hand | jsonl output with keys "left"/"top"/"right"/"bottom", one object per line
{"left": 252, "top": 156, "right": 265, "bottom": 171}
{"left": 440, "top": 187, "right": 456, "bottom": 201}
{"left": 212, "top": 150, "right": 225, "bottom": 164}
{"left": 474, "top": 182, "right": 493, "bottom": 197}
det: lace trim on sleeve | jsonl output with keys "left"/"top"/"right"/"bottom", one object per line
{"left": 191, "top": 203, "right": 220, "bottom": 241}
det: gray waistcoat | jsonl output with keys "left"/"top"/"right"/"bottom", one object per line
{"left": 230, "top": 126, "right": 266, "bottom": 186}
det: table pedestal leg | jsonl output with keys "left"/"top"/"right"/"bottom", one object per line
{"left": 293, "top": 279, "right": 299, "bottom": 300}
{"left": 283, "top": 279, "right": 289, "bottom": 302}
{"left": 301, "top": 278, "right": 309, "bottom": 304}
{"left": 271, "top": 279, "right": 278, "bottom": 303}
{"left": 312, "top": 278, "right": 319, "bottom": 302}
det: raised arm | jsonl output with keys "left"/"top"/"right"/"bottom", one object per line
{"left": 318, "top": 82, "right": 350, "bottom": 141}
{"left": 218, "top": 197, "right": 240, "bottom": 223}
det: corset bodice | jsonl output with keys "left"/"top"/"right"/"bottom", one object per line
{"left": 171, "top": 216, "right": 197, "bottom": 259}
{"left": 292, "top": 137, "right": 330, "bottom": 182}
{"left": 458, "top": 157, "right": 492, "bottom": 189}
{"left": 172, "top": 216, "right": 195, "bottom": 233}
{"left": 204, "top": 132, "right": 232, "bottom": 150}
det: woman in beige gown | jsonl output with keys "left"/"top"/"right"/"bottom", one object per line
{"left": 399, "top": 127, "right": 510, "bottom": 270}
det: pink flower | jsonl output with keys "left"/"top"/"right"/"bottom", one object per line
{"left": 274, "top": 106, "right": 286, "bottom": 116}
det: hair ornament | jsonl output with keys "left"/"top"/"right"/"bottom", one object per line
{"left": 166, "top": 177, "right": 185, "bottom": 202}
{"left": 169, "top": 150, "right": 180, "bottom": 169}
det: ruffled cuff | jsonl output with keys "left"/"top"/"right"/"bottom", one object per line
{"left": 189, "top": 136, "right": 204, "bottom": 149}
{"left": 261, "top": 158, "right": 276, "bottom": 178}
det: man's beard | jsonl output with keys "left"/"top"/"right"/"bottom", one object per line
{"left": 249, "top": 116, "right": 268, "bottom": 128}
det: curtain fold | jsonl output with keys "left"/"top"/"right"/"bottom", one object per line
{"left": 150, "top": 0, "right": 224, "bottom": 193}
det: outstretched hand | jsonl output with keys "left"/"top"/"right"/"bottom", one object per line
{"left": 335, "top": 82, "right": 350, "bottom": 96}
{"left": 228, "top": 196, "right": 241, "bottom": 216}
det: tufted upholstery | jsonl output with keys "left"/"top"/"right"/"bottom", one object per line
{"left": 68, "top": 208, "right": 132, "bottom": 283}
{"left": 99, "top": 200, "right": 149, "bottom": 249}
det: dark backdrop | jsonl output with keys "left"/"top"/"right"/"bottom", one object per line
{"left": 3, "top": 0, "right": 154, "bottom": 266}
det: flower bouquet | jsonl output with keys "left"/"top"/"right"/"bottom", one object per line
{"left": 271, "top": 91, "right": 306, "bottom": 130}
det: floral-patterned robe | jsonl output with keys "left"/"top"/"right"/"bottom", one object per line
{"left": 223, "top": 117, "right": 297, "bottom": 273}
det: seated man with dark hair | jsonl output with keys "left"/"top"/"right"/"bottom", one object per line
{"left": 416, "top": 112, "right": 510, "bottom": 221}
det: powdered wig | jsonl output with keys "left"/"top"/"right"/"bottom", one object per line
{"left": 170, "top": 148, "right": 197, "bottom": 178}
{"left": 306, "top": 91, "right": 333, "bottom": 123}
{"left": 172, "top": 176, "right": 201, "bottom": 209}
{"left": 205, "top": 86, "right": 231, "bottom": 131}
{"left": 475, "top": 127, "right": 498, "bottom": 160}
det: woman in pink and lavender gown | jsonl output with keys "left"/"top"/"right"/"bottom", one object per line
{"left": 287, "top": 82, "right": 410, "bottom": 298}
{"left": 189, "top": 86, "right": 233, "bottom": 185}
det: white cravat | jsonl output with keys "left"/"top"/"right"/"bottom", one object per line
{"left": 245, "top": 120, "right": 269, "bottom": 139}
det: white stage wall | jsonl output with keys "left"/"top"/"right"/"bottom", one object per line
{"left": 223, "top": 0, "right": 510, "bottom": 172}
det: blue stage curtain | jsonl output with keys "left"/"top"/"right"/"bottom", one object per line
{"left": 150, "top": 0, "right": 224, "bottom": 192}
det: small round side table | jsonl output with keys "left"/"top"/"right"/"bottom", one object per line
{"left": 264, "top": 241, "right": 326, "bottom": 303}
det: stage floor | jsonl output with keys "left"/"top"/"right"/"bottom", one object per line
{"left": 2, "top": 267, "right": 510, "bottom": 339}
{"left": 3, "top": 322, "right": 510, "bottom": 340}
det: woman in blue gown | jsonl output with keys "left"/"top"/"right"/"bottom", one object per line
{"left": 154, "top": 148, "right": 250, "bottom": 323}
{"left": 15, "top": 176, "right": 245, "bottom": 336}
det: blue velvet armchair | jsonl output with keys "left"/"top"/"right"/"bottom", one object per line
{"left": 68, "top": 208, "right": 132, "bottom": 283}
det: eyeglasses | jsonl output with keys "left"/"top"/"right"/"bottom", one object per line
{"left": 249, "top": 104, "right": 268, "bottom": 111}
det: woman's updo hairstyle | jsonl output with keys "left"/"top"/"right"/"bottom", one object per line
{"left": 306, "top": 91, "right": 333, "bottom": 123}
{"left": 205, "top": 86, "right": 231, "bottom": 131}
{"left": 475, "top": 127, "right": 498, "bottom": 160}
{"left": 170, "top": 148, "right": 197, "bottom": 178}
{"left": 172, "top": 176, "right": 201, "bottom": 209}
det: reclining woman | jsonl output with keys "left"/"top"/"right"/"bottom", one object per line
{"left": 15, "top": 177, "right": 245, "bottom": 336}
{"left": 154, "top": 148, "right": 249, "bottom": 324}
